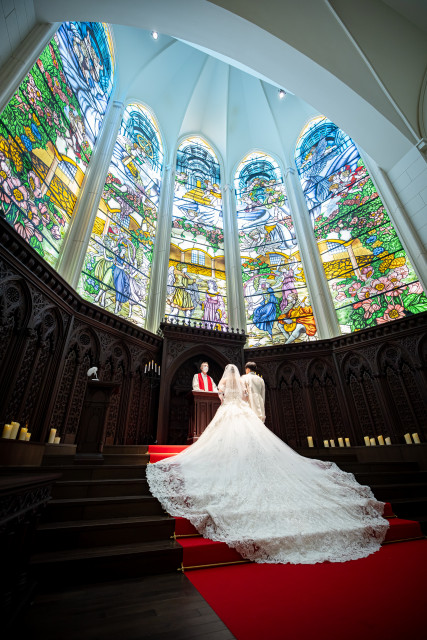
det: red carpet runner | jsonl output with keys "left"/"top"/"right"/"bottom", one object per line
{"left": 186, "top": 539, "right": 427, "bottom": 640}
{"left": 148, "top": 445, "right": 425, "bottom": 569}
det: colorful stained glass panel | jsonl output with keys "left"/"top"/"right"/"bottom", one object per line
{"left": 165, "top": 137, "right": 227, "bottom": 329}
{"left": 296, "top": 116, "right": 427, "bottom": 332}
{"left": 78, "top": 103, "right": 163, "bottom": 328}
{"left": 0, "top": 22, "right": 114, "bottom": 267}
{"left": 235, "top": 152, "right": 317, "bottom": 347}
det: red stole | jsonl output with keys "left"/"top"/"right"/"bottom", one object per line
{"left": 198, "top": 372, "right": 213, "bottom": 391}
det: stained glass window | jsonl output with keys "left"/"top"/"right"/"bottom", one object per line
{"left": 165, "top": 137, "right": 227, "bottom": 329}
{"left": 0, "top": 22, "right": 114, "bottom": 267}
{"left": 78, "top": 103, "right": 163, "bottom": 327}
{"left": 296, "top": 116, "right": 427, "bottom": 332}
{"left": 235, "top": 152, "right": 317, "bottom": 347}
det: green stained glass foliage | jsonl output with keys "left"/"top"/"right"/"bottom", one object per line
{"left": 296, "top": 116, "right": 427, "bottom": 332}
{"left": 235, "top": 152, "right": 317, "bottom": 347}
{"left": 166, "top": 137, "right": 227, "bottom": 329}
{"left": 0, "top": 22, "right": 114, "bottom": 267}
{"left": 78, "top": 103, "right": 163, "bottom": 328}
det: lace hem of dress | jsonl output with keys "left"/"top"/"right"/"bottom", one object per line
{"left": 146, "top": 461, "right": 389, "bottom": 565}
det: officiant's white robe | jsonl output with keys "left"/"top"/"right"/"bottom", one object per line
{"left": 192, "top": 372, "right": 218, "bottom": 392}
{"left": 241, "top": 372, "right": 266, "bottom": 422}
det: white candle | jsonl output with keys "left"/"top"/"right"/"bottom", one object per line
{"left": 364, "top": 436, "right": 370, "bottom": 446}
{"left": 307, "top": 436, "right": 314, "bottom": 448}
{"left": 158, "top": 366, "right": 161, "bottom": 375}
{"left": 377, "top": 435, "right": 385, "bottom": 446}
{"left": 2, "top": 424, "right": 12, "bottom": 439}
{"left": 370, "top": 438, "right": 376, "bottom": 446}
{"left": 324, "top": 440, "right": 329, "bottom": 447}
{"left": 385, "top": 437, "right": 391, "bottom": 445}
{"left": 345, "top": 438, "right": 350, "bottom": 447}
{"left": 144, "top": 364, "right": 147, "bottom": 373}
{"left": 330, "top": 439, "right": 336, "bottom": 447}
{"left": 412, "top": 433, "right": 421, "bottom": 444}
{"left": 48, "top": 428, "right": 57, "bottom": 444}
{"left": 404, "top": 433, "right": 412, "bottom": 445}
{"left": 18, "top": 427, "right": 28, "bottom": 441}
{"left": 338, "top": 437, "right": 344, "bottom": 447}
{"left": 25, "top": 433, "right": 31, "bottom": 441}
{"left": 54, "top": 436, "right": 60, "bottom": 444}
{"left": 10, "top": 422, "right": 20, "bottom": 439}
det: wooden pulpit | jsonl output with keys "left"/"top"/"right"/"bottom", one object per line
{"left": 75, "top": 380, "right": 119, "bottom": 462}
{"left": 187, "top": 390, "right": 221, "bottom": 444}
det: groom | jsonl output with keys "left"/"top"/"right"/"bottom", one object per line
{"left": 241, "top": 361, "right": 266, "bottom": 422}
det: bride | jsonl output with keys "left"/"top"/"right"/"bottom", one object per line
{"left": 146, "top": 364, "right": 389, "bottom": 564}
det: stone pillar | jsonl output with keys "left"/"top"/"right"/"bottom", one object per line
{"left": 56, "top": 100, "right": 124, "bottom": 289}
{"left": 283, "top": 166, "right": 340, "bottom": 339}
{"left": 144, "top": 164, "right": 175, "bottom": 333}
{"left": 0, "top": 22, "right": 59, "bottom": 114}
{"left": 222, "top": 183, "right": 246, "bottom": 331}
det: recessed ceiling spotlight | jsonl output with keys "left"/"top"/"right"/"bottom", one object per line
{"left": 278, "top": 89, "right": 286, "bottom": 100}
{"left": 151, "top": 30, "right": 159, "bottom": 40}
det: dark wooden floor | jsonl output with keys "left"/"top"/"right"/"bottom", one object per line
{"left": 13, "top": 573, "right": 235, "bottom": 640}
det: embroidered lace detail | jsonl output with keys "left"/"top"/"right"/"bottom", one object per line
{"left": 146, "top": 397, "right": 389, "bottom": 564}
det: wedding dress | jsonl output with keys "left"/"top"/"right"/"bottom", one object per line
{"left": 146, "top": 364, "right": 389, "bottom": 564}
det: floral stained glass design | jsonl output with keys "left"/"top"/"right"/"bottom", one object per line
{"left": 78, "top": 103, "right": 163, "bottom": 328}
{"left": 296, "top": 116, "right": 427, "bottom": 332}
{"left": 165, "top": 137, "right": 227, "bottom": 329}
{"left": 236, "top": 152, "right": 316, "bottom": 347}
{"left": 0, "top": 22, "right": 114, "bottom": 267}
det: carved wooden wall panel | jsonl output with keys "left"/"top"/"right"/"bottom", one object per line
{"left": 0, "top": 218, "right": 162, "bottom": 444}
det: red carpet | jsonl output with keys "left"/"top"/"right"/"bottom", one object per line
{"left": 148, "top": 444, "right": 188, "bottom": 463}
{"left": 187, "top": 539, "right": 427, "bottom": 640}
{"left": 174, "top": 505, "right": 423, "bottom": 568}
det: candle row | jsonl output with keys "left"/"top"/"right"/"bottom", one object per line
{"left": 48, "top": 429, "right": 61, "bottom": 444}
{"left": 2, "top": 422, "right": 31, "bottom": 440}
{"left": 364, "top": 436, "right": 391, "bottom": 446}
{"left": 404, "top": 433, "right": 421, "bottom": 444}
{"left": 144, "top": 360, "right": 161, "bottom": 374}
{"left": 322, "top": 438, "right": 351, "bottom": 448}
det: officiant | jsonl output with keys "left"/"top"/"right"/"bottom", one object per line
{"left": 192, "top": 362, "right": 218, "bottom": 392}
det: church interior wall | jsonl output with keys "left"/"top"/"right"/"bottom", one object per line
{"left": 0, "top": 0, "right": 36, "bottom": 70}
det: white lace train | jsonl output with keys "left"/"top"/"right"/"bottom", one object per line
{"left": 146, "top": 395, "right": 389, "bottom": 565}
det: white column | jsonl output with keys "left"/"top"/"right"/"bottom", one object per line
{"left": 144, "top": 164, "right": 175, "bottom": 333}
{"left": 361, "top": 151, "right": 427, "bottom": 292}
{"left": 0, "top": 22, "right": 59, "bottom": 114}
{"left": 222, "top": 183, "right": 246, "bottom": 331}
{"left": 284, "top": 167, "right": 340, "bottom": 339}
{"left": 56, "top": 100, "right": 124, "bottom": 288}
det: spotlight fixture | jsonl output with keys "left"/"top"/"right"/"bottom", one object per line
{"left": 151, "top": 30, "right": 159, "bottom": 40}
{"left": 278, "top": 89, "right": 286, "bottom": 100}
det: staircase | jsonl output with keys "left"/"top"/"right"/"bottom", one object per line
{"left": 29, "top": 445, "right": 182, "bottom": 585}
{"left": 17, "top": 444, "right": 426, "bottom": 581}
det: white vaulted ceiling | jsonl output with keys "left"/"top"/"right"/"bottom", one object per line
{"left": 112, "top": 24, "right": 317, "bottom": 176}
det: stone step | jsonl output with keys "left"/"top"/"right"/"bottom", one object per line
{"left": 389, "top": 497, "right": 427, "bottom": 520}
{"left": 102, "top": 453, "right": 149, "bottom": 465}
{"left": 103, "top": 445, "right": 149, "bottom": 455}
{"left": 52, "top": 478, "right": 149, "bottom": 499}
{"left": 354, "top": 471, "right": 427, "bottom": 485}
{"left": 43, "top": 495, "right": 164, "bottom": 522}
{"left": 30, "top": 540, "right": 183, "bottom": 584}
{"left": 0, "top": 465, "right": 148, "bottom": 481}
{"left": 370, "top": 483, "right": 427, "bottom": 501}
{"left": 35, "top": 515, "right": 175, "bottom": 551}
{"left": 338, "top": 461, "right": 420, "bottom": 474}
{"left": 46, "top": 464, "right": 147, "bottom": 481}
